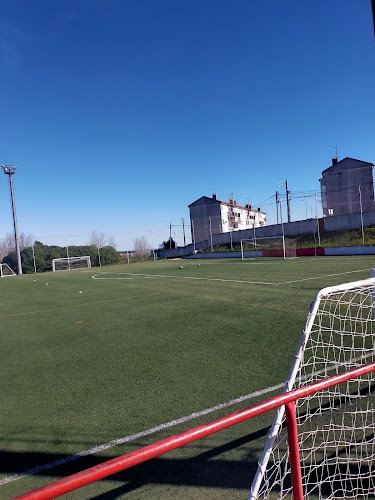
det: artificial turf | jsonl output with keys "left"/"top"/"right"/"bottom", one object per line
{"left": 1, "top": 255, "right": 375, "bottom": 499}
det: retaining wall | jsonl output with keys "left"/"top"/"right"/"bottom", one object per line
{"left": 323, "top": 210, "right": 375, "bottom": 232}
{"left": 156, "top": 209, "right": 375, "bottom": 260}
{"left": 176, "top": 246, "right": 375, "bottom": 260}
{"left": 324, "top": 246, "right": 375, "bottom": 256}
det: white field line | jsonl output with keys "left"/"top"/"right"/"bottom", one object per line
{"left": 277, "top": 268, "right": 371, "bottom": 285}
{"left": 0, "top": 382, "right": 284, "bottom": 486}
{"left": 92, "top": 272, "right": 276, "bottom": 285}
{"left": 2, "top": 352, "right": 372, "bottom": 487}
{"left": 92, "top": 268, "right": 372, "bottom": 286}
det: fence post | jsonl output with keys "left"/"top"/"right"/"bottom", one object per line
{"left": 285, "top": 401, "right": 304, "bottom": 500}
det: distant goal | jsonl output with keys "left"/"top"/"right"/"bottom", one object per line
{"left": 52, "top": 256, "right": 91, "bottom": 272}
{"left": 240, "top": 236, "right": 297, "bottom": 259}
{"left": 0, "top": 263, "right": 16, "bottom": 277}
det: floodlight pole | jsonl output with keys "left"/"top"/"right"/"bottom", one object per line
{"left": 2, "top": 165, "right": 22, "bottom": 275}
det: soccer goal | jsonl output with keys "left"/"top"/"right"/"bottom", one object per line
{"left": 240, "top": 236, "right": 297, "bottom": 259}
{"left": 52, "top": 256, "right": 91, "bottom": 272}
{"left": 249, "top": 272, "right": 375, "bottom": 499}
{"left": 0, "top": 263, "right": 16, "bottom": 277}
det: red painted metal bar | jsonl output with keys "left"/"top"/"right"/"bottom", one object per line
{"left": 14, "top": 362, "right": 375, "bottom": 500}
{"left": 285, "top": 401, "right": 304, "bottom": 500}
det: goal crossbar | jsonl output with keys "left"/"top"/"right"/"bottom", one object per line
{"left": 14, "top": 362, "right": 375, "bottom": 500}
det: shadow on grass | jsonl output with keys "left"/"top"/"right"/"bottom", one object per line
{"left": 0, "top": 427, "right": 267, "bottom": 498}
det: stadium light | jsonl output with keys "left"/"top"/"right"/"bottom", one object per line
{"left": 2, "top": 165, "right": 22, "bottom": 275}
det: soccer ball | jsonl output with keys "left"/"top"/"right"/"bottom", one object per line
{"left": 179, "top": 266, "right": 183, "bottom": 269}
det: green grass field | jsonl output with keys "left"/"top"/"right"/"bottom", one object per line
{"left": 1, "top": 256, "right": 375, "bottom": 499}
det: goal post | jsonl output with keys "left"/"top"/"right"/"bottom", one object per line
{"left": 240, "top": 236, "right": 297, "bottom": 260}
{"left": 0, "top": 263, "right": 16, "bottom": 277}
{"left": 52, "top": 256, "right": 91, "bottom": 272}
{"left": 249, "top": 273, "right": 375, "bottom": 499}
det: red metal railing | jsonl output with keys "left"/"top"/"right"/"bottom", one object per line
{"left": 14, "top": 362, "right": 375, "bottom": 500}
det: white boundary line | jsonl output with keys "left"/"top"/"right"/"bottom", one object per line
{"left": 92, "top": 269, "right": 372, "bottom": 287}
{"left": 92, "top": 272, "right": 275, "bottom": 285}
{"left": 1, "top": 353, "right": 371, "bottom": 486}
{"left": 0, "top": 382, "right": 284, "bottom": 486}
{"left": 277, "top": 268, "right": 371, "bottom": 285}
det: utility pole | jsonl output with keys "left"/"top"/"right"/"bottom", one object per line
{"left": 285, "top": 180, "right": 291, "bottom": 223}
{"left": 2, "top": 165, "right": 22, "bottom": 275}
{"left": 359, "top": 186, "right": 365, "bottom": 245}
{"left": 276, "top": 191, "right": 279, "bottom": 224}
{"left": 181, "top": 218, "right": 186, "bottom": 246}
{"left": 209, "top": 216, "right": 213, "bottom": 252}
{"left": 169, "top": 222, "right": 172, "bottom": 249}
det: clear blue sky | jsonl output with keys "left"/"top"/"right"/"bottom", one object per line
{"left": 1, "top": 0, "right": 374, "bottom": 249}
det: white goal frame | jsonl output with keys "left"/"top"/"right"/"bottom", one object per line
{"left": 0, "top": 263, "right": 16, "bottom": 277}
{"left": 240, "top": 236, "right": 296, "bottom": 260}
{"left": 249, "top": 271, "right": 375, "bottom": 499}
{"left": 52, "top": 256, "right": 91, "bottom": 272}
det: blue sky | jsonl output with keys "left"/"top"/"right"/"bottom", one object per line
{"left": 0, "top": 0, "right": 374, "bottom": 249}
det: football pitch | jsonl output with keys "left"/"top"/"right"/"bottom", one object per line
{"left": 1, "top": 256, "right": 375, "bottom": 499}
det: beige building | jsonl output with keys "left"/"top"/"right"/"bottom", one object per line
{"left": 189, "top": 194, "right": 266, "bottom": 243}
{"left": 320, "top": 157, "right": 375, "bottom": 216}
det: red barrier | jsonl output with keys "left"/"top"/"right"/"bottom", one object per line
{"left": 14, "top": 362, "right": 375, "bottom": 500}
{"left": 262, "top": 249, "right": 284, "bottom": 257}
{"left": 296, "top": 247, "right": 325, "bottom": 256}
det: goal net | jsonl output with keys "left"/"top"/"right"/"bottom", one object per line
{"left": 52, "top": 256, "right": 91, "bottom": 272}
{"left": 250, "top": 273, "right": 375, "bottom": 499}
{"left": 240, "top": 236, "right": 297, "bottom": 259}
{"left": 0, "top": 263, "right": 16, "bottom": 277}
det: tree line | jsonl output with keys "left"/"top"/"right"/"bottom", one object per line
{"left": 2, "top": 241, "right": 121, "bottom": 274}
{"left": 1, "top": 230, "right": 122, "bottom": 274}
{"left": 0, "top": 230, "right": 178, "bottom": 272}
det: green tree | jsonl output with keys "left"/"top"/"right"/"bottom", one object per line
{"left": 98, "top": 246, "right": 121, "bottom": 266}
{"left": 160, "top": 238, "right": 176, "bottom": 249}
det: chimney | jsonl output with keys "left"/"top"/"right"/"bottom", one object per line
{"left": 212, "top": 193, "right": 217, "bottom": 200}
{"left": 332, "top": 158, "right": 338, "bottom": 166}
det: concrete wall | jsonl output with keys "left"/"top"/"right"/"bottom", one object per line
{"left": 325, "top": 246, "right": 375, "bottom": 256}
{"left": 161, "top": 246, "right": 375, "bottom": 260}
{"left": 323, "top": 209, "right": 375, "bottom": 232}
{"left": 187, "top": 251, "right": 262, "bottom": 259}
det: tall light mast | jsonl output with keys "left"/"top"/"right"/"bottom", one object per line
{"left": 2, "top": 165, "right": 22, "bottom": 275}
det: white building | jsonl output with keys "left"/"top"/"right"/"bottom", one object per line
{"left": 189, "top": 195, "right": 266, "bottom": 243}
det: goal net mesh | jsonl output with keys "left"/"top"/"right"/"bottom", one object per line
{"left": 52, "top": 256, "right": 91, "bottom": 272}
{"left": 241, "top": 237, "right": 297, "bottom": 259}
{"left": 250, "top": 276, "right": 375, "bottom": 499}
{"left": 0, "top": 263, "right": 16, "bottom": 277}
